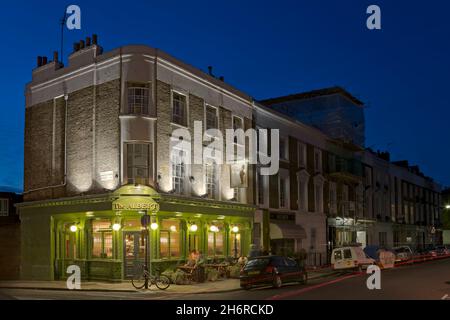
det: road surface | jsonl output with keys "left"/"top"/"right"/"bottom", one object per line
{"left": 1, "top": 258, "right": 449, "bottom": 300}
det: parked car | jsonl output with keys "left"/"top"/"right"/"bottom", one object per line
{"left": 331, "top": 246, "right": 375, "bottom": 271}
{"left": 393, "top": 246, "right": 414, "bottom": 263}
{"left": 240, "top": 256, "right": 307, "bottom": 290}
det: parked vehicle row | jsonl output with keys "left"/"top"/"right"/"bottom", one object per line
{"left": 331, "top": 244, "right": 450, "bottom": 271}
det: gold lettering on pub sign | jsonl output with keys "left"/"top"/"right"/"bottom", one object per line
{"left": 113, "top": 202, "right": 159, "bottom": 212}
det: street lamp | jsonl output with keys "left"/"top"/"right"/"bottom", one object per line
{"left": 231, "top": 225, "right": 240, "bottom": 259}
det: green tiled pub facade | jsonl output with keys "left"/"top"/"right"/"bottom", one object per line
{"left": 19, "top": 186, "right": 254, "bottom": 281}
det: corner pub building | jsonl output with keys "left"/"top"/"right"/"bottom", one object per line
{"left": 19, "top": 36, "right": 255, "bottom": 281}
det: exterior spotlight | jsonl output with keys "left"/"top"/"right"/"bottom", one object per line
{"left": 170, "top": 225, "right": 177, "bottom": 232}
{"left": 150, "top": 222, "right": 159, "bottom": 230}
{"left": 112, "top": 223, "right": 121, "bottom": 231}
{"left": 190, "top": 224, "right": 198, "bottom": 232}
{"left": 445, "top": 205, "right": 450, "bottom": 210}
{"left": 70, "top": 225, "right": 78, "bottom": 233}
{"left": 210, "top": 225, "right": 219, "bottom": 232}
{"left": 231, "top": 226, "right": 239, "bottom": 233}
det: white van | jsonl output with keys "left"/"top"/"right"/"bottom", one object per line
{"left": 331, "top": 246, "right": 375, "bottom": 271}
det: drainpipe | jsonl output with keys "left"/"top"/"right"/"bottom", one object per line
{"left": 24, "top": 95, "right": 68, "bottom": 194}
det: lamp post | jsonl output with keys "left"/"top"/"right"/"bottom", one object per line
{"left": 140, "top": 211, "right": 151, "bottom": 289}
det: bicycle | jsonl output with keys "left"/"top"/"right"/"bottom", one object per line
{"left": 131, "top": 265, "right": 171, "bottom": 290}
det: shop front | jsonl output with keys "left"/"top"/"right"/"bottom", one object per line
{"left": 18, "top": 185, "right": 254, "bottom": 281}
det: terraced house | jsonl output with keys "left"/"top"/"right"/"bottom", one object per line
{"left": 19, "top": 36, "right": 255, "bottom": 281}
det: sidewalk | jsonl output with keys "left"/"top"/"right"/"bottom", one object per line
{"left": 0, "top": 268, "right": 338, "bottom": 294}
{"left": 0, "top": 279, "right": 241, "bottom": 294}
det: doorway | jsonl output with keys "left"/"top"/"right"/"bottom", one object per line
{"left": 123, "top": 232, "right": 145, "bottom": 279}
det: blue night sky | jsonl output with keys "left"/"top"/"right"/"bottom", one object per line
{"left": 0, "top": 0, "right": 449, "bottom": 192}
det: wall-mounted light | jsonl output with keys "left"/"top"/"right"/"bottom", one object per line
{"left": 210, "top": 225, "right": 219, "bottom": 232}
{"left": 70, "top": 225, "right": 78, "bottom": 233}
{"left": 190, "top": 224, "right": 198, "bottom": 232}
{"left": 170, "top": 225, "right": 177, "bottom": 232}
{"left": 112, "top": 223, "right": 121, "bottom": 231}
{"left": 231, "top": 226, "right": 239, "bottom": 233}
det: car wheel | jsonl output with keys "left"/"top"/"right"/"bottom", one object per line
{"left": 273, "top": 275, "right": 282, "bottom": 288}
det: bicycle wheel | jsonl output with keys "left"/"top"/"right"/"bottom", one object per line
{"left": 132, "top": 269, "right": 147, "bottom": 289}
{"left": 155, "top": 275, "right": 171, "bottom": 290}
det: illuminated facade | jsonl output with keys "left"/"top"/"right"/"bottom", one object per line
{"left": 19, "top": 38, "right": 254, "bottom": 281}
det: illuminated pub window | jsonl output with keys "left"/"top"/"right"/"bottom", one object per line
{"left": 92, "top": 220, "right": 113, "bottom": 259}
{"left": 160, "top": 220, "right": 181, "bottom": 259}
{"left": 64, "top": 224, "right": 77, "bottom": 259}
{"left": 208, "top": 225, "right": 224, "bottom": 257}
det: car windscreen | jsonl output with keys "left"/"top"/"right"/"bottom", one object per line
{"left": 244, "top": 258, "right": 270, "bottom": 270}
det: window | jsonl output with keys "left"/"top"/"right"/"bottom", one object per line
{"left": 329, "top": 182, "right": 337, "bottom": 214}
{"left": 0, "top": 199, "right": 8, "bottom": 216}
{"left": 171, "top": 149, "right": 186, "bottom": 194}
{"left": 257, "top": 171, "right": 265, "bottom": 206}
{"left": 172, "top": 91, "right": 188, "bottom": 126}
{"left": 205, "top": 105, "right": 218, "bottom": 131}
{"left": 127, "top": 143, "right": 151, "bottom": 185}
{"left": 314, "top": 148, "right": 322, "bottom": 173}
{"left": 127, "top": 84, "right": 149, "bottom": 114}
{"left": 208, "top": 227, "right": 224, "bottom": 256}
{"left": 160, "top": 220, "right": 180, "bottom": 259}
{"left": 280, "top": 138, "right": 288, "bottom": 160}
{"left": 314, "top": 182, "right": 323, "bottom": 213}
{"left": 279, "top": 177, "right": 287, "bottom": 208}
{"left": 91, "top": 220, "right": 113, "bottom": 259}
{"left": 379, "top": 232, "right": 387, "bottom": 247}
{"left": 343, "top": 249, "right": 352, "bottom": 259}
{"left": 298, "top": 142, "right": 306, "bottom": 168}
{"left": 205, "top": 159, "right": 217, "bottom": 199}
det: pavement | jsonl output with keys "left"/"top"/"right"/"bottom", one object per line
{"left": 0, "top": 268, "right": 337, "bottom": 295}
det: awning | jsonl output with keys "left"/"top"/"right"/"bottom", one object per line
{"left": 270, "top": 223, "right": 307, "bottom": 240}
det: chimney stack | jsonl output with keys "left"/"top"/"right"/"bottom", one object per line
{"left": 79, "top": 40, "right": 85, "bottom": 49}
{"left": 37, "top": 56, "right": 43, "bottom": 67}
{"left": 86, "top": 36, "right": 91, "bottom": 47}
{"left": 42, "top": 56, "right": 48, "bottom": 65}
{"left": 92, "top": 34, "right": 98, "bottom": 45}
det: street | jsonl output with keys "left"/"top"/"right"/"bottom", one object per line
{"left": 1, "top": 258, "right": 449, "bottom": 300}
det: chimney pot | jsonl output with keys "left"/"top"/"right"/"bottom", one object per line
{"left": 79, "top": 40, "right": 85, "bottom": 49}
{"left": 42, "top": 56, "right": 48, "bottom": 65}
{"left": 219, "top": 76, "right": 224, "bottom": 81}
{"left": 208, "top": 66, "right": 213, "bottom": 76}
{"left": 92, "top": 34, "right": 98, "bottom": 45}
{"left": 53, "top": 51, "right": 59, "bottom": 62}
{"left": 37, "top": 56, "right": 43, "bottom": 67}
{"left": 86, "top": 36, "right": 91, "bottom": 47}
{"left": 73, "top": 42, "right": 80, "bottom": 52}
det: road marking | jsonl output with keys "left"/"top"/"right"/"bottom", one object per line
{"left": 266, "top": 272, "right": 363, "bottom": 300}
{"left": 442, "top": 294, "right": 449, "bottom": 300}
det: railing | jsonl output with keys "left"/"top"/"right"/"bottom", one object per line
{"left": 305, "top": 251, "right": 327, "bottom": 267}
